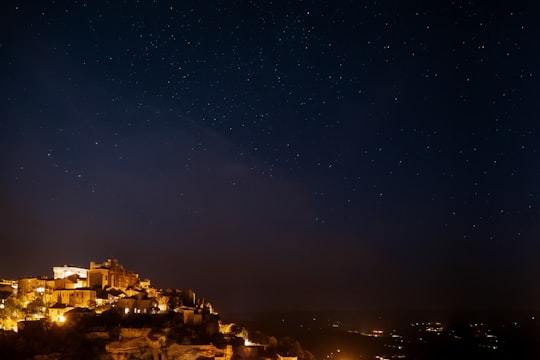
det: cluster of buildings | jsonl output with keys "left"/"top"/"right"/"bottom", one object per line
{"left": 0, "top": 259, "right": 308, "bottom": 360}
{"left": 0, "top": 258, "right": 212, "bottom": 331}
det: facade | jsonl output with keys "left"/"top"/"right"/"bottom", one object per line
{"left": 17, "top": 277, "right": 48, "bottom": 297}
{"left": 55, "top": 276, "right": 87, "bottom": 289}
{"left": 88, "top": 268, "right": 110, "bottom": 289}
{"left": 53, "top": 288, "right": 96, "bottom": 308}
{"left": 0, "top": 279, "right": 16, "bottom": 298}
{"left": 88, "top": 258, "right": 139, "bottom": 289}
{"left": 116, "top": 297, "right": 158, "bottom": 314}
{"left": 17, "top": 277, "right": 55, "bottom": 306}
{"left": 48, "top": 303, "right": 73, "bottom": 323}
{"left": 53, "top": 265, "right": 88, "bottom": 280}
{"left": 183, "top": 309, "right": 203, "bottom": 326}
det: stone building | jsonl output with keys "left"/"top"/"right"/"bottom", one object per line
{"left": 48, "top": 303, "right": 73, "bottom": 323}
{"left": 88, "top": 258, "right": 140, "bottom": 289}
{"left": 55, "top": 275, "right": 87, "bottom": 289}
{"left": 53, "top": 288, "right": 96, "bottom": 308}
{"left": 53, "top": 265, "right": 88, "bottom": 280}
{"left": 17, "top": 277, "right": 55, "bottom": 306}
{"left": 116, "top": 297, "right": 158, "bottom": 314}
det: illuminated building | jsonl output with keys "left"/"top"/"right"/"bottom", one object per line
{"left": 0, "top": 279, "right": 16, "bottom": 297}
{"left": 54, "top": 275, "right": 87, "bottom": 289}
{"left": 182, "top": 308, "right": 203, "bottom": 325}
{"left": 17, "top": 277, "right": 55, "bottom": 306}
{"left": 88, "top": 258, "right": 140, "bottom": 289}
{"left": 48, "top": 303, "right": 72, "bottom": 324}
{"left": 53, "top": 265, "right": 88, "bottom": 280}
{"left": 116, "top": 297, "right": 158, "bottom": 314}
{"left": 53, "top": 288, "right": 96, "bottom": 308}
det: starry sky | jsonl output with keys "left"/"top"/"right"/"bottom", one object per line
{"left": 1, "top": 1, "right": 539, "bottom": 314}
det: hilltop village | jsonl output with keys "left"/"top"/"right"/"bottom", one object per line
{"left": 0, "top": 258, "right": 313, "bottom": 360}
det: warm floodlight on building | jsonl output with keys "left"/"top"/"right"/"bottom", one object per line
{"left": 244, "top": 338, "right": 256, "bottom": 346}
{"left": 58, "top": 315, "right": 65, "bottom": 323}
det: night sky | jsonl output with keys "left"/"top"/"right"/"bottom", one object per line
{"left": 1, "top": 1, "right": 539, "bottom": 314}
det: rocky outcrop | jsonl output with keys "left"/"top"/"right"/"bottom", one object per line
{"left": 104, "top": 328, "right": 232, "bottom": 360}
{"left": 165, "top": 344, "right": 227, "bottom": 360}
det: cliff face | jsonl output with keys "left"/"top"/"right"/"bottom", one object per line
{"left": 103, "top": 328, "right": 231, "bottom": 360}
{"left": 165, "top": 343, "right": 227, "bottom": 360}
{"left": 3, "top": 322, "right": 232, "bottom": 360}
